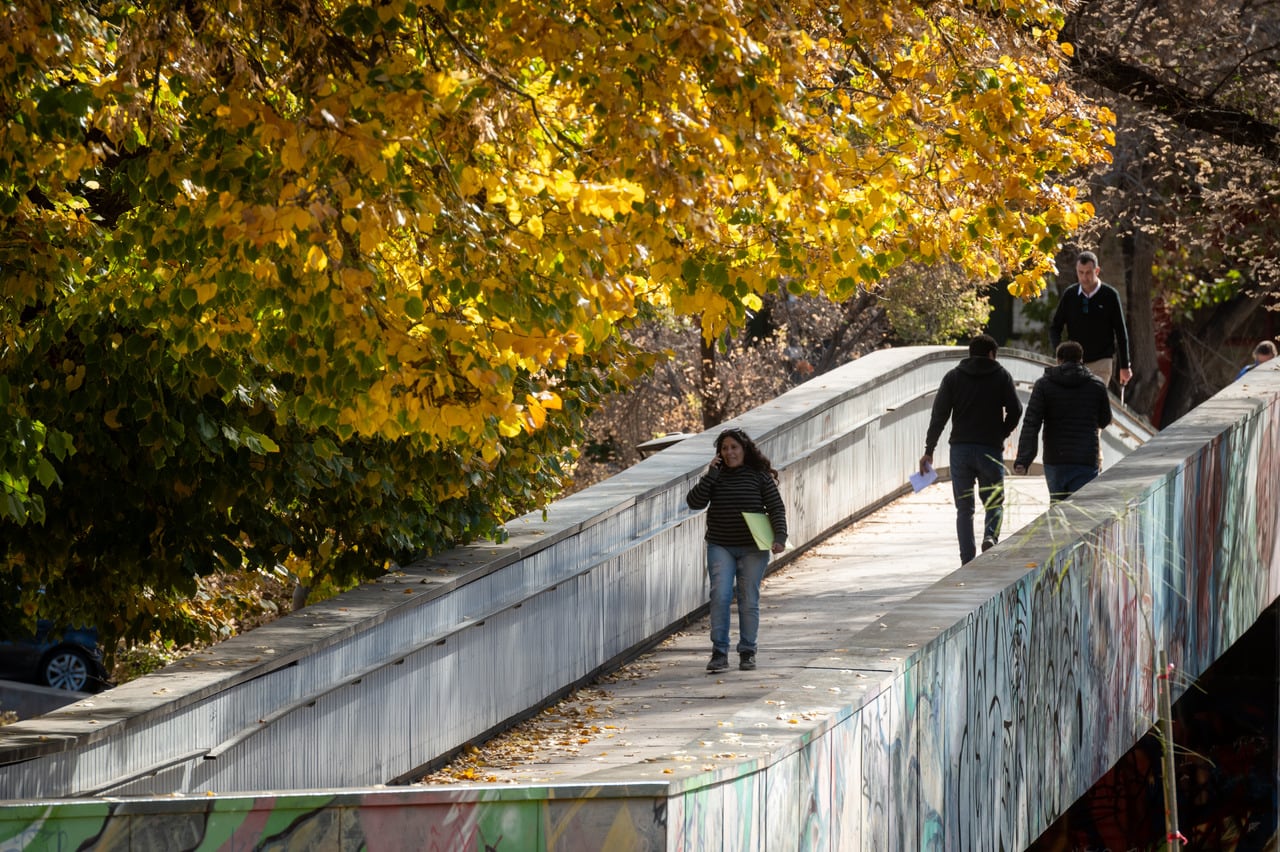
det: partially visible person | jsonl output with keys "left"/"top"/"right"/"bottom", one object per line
{"left": 686, "top": 428, "right": 787, "bottom": 674}
{"left": 1235, "top": 340, "right": 1277, "bottom": 380}
{"left": 920, "top": 334, "right": 1022, "bottom": 565}
{"left": 1013, "top": 341, "right": 1113, "bottom": 503}
{"left": 1050, "top": 250, "right": 1132, "bottom": 390}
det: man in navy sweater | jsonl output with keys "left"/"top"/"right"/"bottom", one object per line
{"left": 1050, "top": 250, "right": 1131, "bottom": 391}
{"left": 1013, "top": 341, "right": 1113, "bottom": 502}
{"left": 920, "top": 334, "right": 1022, "bottom": 564}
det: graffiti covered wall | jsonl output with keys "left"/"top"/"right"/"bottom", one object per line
{"left": 0, "top": 788, "right": 670, "bottom": 851}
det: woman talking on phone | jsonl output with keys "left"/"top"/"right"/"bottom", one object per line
{"left": 686, "top": 428, "right": 787, "bottom": 674}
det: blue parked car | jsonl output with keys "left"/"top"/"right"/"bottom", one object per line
{"left": 0, "top": 621, "right": 109, "bottom": 693}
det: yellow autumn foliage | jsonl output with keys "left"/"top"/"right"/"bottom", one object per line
{"left": 0, "top": 0, "right": 1110, "bottom": 505}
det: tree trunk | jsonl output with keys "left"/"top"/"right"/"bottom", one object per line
{"left": 1162, "top": 294, "right": 1265, "bottom": 423}
{"left": 816, "top": 292, "right": 881, "bottom": 374}
{"left": 1123, "top": 229, "right": 1161, "bottom": 415}
{"left": 699, "top": 336, "right": 723, "bottom": 429}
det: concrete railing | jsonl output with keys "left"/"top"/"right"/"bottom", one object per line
{"left": 0, "top": 347, "right": 1152, "bottom": 806}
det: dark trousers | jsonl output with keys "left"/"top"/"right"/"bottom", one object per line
{"left": 1044, "top": 463, "right": 1099, "bottom": 504}
{"left": 950, "top": 443, "right": 1005, "bottom": 564}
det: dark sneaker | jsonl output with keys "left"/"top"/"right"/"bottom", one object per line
{"left": 706, "top": 652, "right": 729, "bottom": 673}
{"left": 739, "top": 652, "right": 757, "bottom": 671}
{"left": 981, "top": 537, "right": 997, "bottom": 552}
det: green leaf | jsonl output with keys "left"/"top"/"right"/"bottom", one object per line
{"left": 33, "top": 457, "right": 58, "bottom": 488}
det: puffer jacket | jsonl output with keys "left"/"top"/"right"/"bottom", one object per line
{"left": 1015, "top": 362, "right": 1112, "bottom": 468}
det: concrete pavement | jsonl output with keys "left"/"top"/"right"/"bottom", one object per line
{"left": 418, "top": 474, "right": 1052, "bottom": 786}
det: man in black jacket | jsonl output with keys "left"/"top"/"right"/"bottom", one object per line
{"left": 1049, "top": 250, "right": 1131, "bottom": 390}
{"left": 1013, "top": 341, "right": 1113, "bottom": 502}
{"left": 920, "top": 334, "right": 1022, "bottom": 564}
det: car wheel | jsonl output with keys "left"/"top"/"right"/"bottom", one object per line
{"left": 40, "top": 647, "right": 94, "bottom": 692}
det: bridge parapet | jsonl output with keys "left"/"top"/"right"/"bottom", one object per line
{"left": 0, "top": 348, "right": 1036, "bottom": 796}
{"left": 2, "top": 347, "right": 1128, "bottom": 799}
{"left": 2, "top": 347, "right": 1214, "bottom": 852}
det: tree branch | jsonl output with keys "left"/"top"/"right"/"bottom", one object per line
{"left": 1071, "top": 43, "right": 1280, "bottom": 161}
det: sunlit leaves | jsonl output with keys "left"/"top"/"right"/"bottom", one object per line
{"left": 0, "top": 0, "right": 1110, "bottom": 642}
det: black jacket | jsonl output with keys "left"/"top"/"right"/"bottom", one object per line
{"left": 924, "top": 356, "right": 1022, "bottom": 454}
{"left": 1015, "top": 362, "right": 1113, "bottom": 468}
{"left": 1049, "top": 282, "right": 1130, "bottom": 368}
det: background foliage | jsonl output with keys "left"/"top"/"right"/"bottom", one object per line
{"left": 1063, "top": 0, "right": 1280, "bottom": 422}
{"left": 568, "top": 262, "right": 991, "bottom": 492}
{"left": 1, "top": 0, "right": 1109, "bottom": 647}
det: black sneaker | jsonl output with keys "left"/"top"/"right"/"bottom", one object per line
{"left": 739, "top": 652, "right": 757, "bottom": 671}
{"left": 706, "top": 652, "right": 729, "bottom": 673}
{"left": 981, "top": 537, "right": 997, "bottom": 552}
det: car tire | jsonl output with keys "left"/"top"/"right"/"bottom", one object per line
{"left": 39, "top": 646, "right": 97, "bottom": 692}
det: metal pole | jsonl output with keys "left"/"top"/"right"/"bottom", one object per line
{"left": 1158, "top": 651, "right": 1184, "bottom": 850}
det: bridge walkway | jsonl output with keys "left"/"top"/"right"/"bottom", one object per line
{"left": 419, "top": 476, "right": 1051, "bottom": 788}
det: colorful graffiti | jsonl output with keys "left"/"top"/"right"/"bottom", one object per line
{"left": 1029, "top": 604, "right": 1278, "bottom": 851}
{"left": 0, "top": 790, "right": 669, "bottom": 851}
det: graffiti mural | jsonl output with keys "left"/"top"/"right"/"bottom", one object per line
{"left": 1028, "top": 603, "right": 1279, "bottom": 851}
{"left": 0, "top": 790, "right": 669, "bottom": 851}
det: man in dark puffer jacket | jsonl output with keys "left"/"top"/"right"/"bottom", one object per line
{"left": 1013, "top": 341, "right": 1112, "bottom": 502}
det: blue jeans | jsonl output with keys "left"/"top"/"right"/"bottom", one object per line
{"left": 1044, "top": 463, "right": 1099, "bottom": 504}
{"left": 950, "top": 443, "right": 1005, "bottom": 564}
{"left": 706, "top": 543, "right": 770, "bottom": 655}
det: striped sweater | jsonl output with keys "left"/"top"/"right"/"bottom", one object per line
{"left": 686, "top": 465, "right": 788, "bottom": 549}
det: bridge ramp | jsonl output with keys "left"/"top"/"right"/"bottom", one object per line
{"left": 419, "top": 477, "right": 1051, "bottom": 787}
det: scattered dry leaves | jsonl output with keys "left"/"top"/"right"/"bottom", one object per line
{"left": 417, "top": 629, "right": 707, "bottom": 784}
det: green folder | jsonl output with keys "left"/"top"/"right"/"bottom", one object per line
{"left": 742, "top": 512, "right": 774, "bottom": 550}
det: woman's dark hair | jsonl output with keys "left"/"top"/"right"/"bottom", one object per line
{"left": 715, "top": 428, "right": 779, "bottom": 481}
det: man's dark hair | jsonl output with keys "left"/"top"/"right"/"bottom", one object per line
{"left": 968, "top": 333, "right": 999, "bottom": 358}
{"left": 1077, "top": 250, "right": 1099, "bottom": 266}
{"left": 1254, "top": 340, "right": 1277, "bottom": 358}
{"left": 1056, "top": 340, "right": 1084, "bottom": 363}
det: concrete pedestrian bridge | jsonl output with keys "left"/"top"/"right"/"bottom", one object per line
{"left": 2, "top": 346, "right": 1277, "bottom": 850}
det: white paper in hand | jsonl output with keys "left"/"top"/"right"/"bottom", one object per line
{"left": 909, "top": 464, "right": 938, "bottom": 492}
